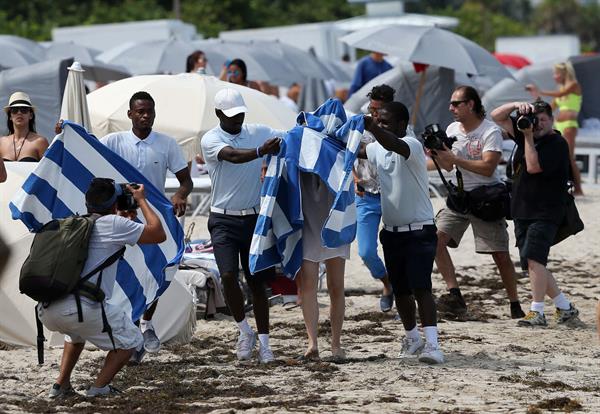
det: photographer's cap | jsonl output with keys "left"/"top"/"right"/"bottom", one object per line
{"left": 215, "top": 88, "right": 247, "bottom": 117}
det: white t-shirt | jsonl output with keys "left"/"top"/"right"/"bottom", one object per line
{"left": 446, "top": 119, "right": 503, "bottom": 191}
{"left": 201, "top": 124, "right": 283, "bottom": 210}
{"left": 366, "top": 133, "right": 434, "bottom": 227}
{"left": 81, "top": 215, "right": 144, "bottom": 302}
{"left": 101, "top": 130, "right": 188, "bottom": 192}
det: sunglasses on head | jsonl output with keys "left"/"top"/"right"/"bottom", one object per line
{"left": 10, "top": 107, "right": 31, "bottom": 114}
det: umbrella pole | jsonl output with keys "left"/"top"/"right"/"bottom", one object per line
{"left": 411, "top": 68, "right": 428, "bottom": 127}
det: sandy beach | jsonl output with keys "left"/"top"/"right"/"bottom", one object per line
{"left": 1, "top": 187, "right": 599, "bottom": 413}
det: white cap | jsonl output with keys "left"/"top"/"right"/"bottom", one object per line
{"left": 214, "top": 88, "right": 248, "bottom": 117}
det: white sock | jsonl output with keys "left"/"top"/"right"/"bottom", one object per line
{"left": 405, "top": 326, "right": 420, "bottom": 341}
{"left": 531, "top": 301, "right": 545, "bottom": 315}
{"left": 423, "top": 326, "right": 438, "bottom": 348}
{"left": 552, "top": 293, "right": 571, "bottom": 310}
{"left": 140, "top": 319, "right": 153, "bottom": 333}
{"left": 258, "top": 334, "right": 270, "bottom": 349}
{"left": 237, "top": 319, "right": 253, "bottom": 335}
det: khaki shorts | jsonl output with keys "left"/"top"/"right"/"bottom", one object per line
{"left": 38, "top": 296, "right": 143, "bottom": 351}
{"left": 435, "top": 207, "right": 509, "bottom": 253}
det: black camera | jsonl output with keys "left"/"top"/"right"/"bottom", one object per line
{"left": 516, "top": 112, "right": 538, "bottom": 130}
{"left": 116, "top": 183, "right": 140, "bottom": 211}
{"left": 422, "top": 123, "right": 457, "bottom": 151}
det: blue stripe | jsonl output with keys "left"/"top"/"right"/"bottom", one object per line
{"left": 9, "top": 202, "right": 43, "bottom": 231}
{"left": 21, "top": 174, "right": 74, "bottom": 219}
{"left": 115, "top": 259, "right": 147, "bottom": 321}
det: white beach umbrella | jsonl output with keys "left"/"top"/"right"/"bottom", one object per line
{"left": 60, "top": 61, "right": 91, "bottom": 131}
{"left": 87, "top": 74, "right": 297, "bottom": 159}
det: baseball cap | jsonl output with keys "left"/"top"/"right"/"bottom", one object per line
{"left": 214, "top": 88, "right": 248, "bottom": 117}
{"left": 4, "top": 91, "right": 35, "bottom": 113}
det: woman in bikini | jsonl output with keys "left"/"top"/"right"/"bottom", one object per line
{"left": 0, "top": 92, "right": 48, "bottom": 163}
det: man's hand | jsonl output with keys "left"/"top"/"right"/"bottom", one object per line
{"left": 431, "top": 144, "right": 454, "bottom": 163}
{"left": 128, "top": 184, "right": 146, "bottom": 201}
{"left": 54, "top": 119, "right": 64, "bottom": 134}
{"left": 171, "top": 194, "right": 187, "bottom": 217}
{"left": 516, "top": 101, "right": 535, "bottom": 115}
{"left": 259, "top": 138, "right": 281, "bottom": 156}
{"left": 363, "top": 115, "right": 376, "bottom": 131}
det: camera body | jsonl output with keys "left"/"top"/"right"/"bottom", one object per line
{"left": 422, "top": 123, "right": 457, "bottom": 151}
{"left": 116, "top": 183, "right": 140, "bottom": 211}
{"left": 516, "top": 112, "right": 538, "bottom": 130}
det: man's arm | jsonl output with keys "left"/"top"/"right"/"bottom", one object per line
{"left": 217, "top": 138, "right": 280, "bottom": 164}
{"left": 363, "top": 116, "right": 410, "bottom": 159}
{"left": 0, "top": 158, "right": 6, "bottom": 183}
{"left": 522, "top": 127, "right": 542, "bottom": 174}
{"left": 129, "top": 184, "right": 167, "bottom": 244}
{"left": 434, "top": 147, "right": 501, "bottom": 177}
{"left": 171, "top": 163, "right": 193, "bottom": 217}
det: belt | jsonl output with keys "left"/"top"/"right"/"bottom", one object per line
{"left": 383, "top": 220, "right": 434, "bottom": 233}
{"left": 210, "top": 206, "right": 259, "bottom": 216}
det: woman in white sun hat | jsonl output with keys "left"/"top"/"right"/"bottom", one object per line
{"left": 0, "top": 92, "right": 48, "bottom": 162}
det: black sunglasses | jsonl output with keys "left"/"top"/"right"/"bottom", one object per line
{"left": 449, "top": 100, "right": 468, "bottom": 107}
{"left": 10, "top": 107, "right": 31, "bottom": 114}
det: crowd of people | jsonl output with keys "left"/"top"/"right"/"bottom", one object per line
{"left": 0, "top": 54, "right": 588, "bottom": 399}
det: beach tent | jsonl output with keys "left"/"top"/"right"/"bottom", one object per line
{"left": 344, "top": 64, "right": 456, "bottom": 134}
{"left": 87, "top": 74, "right": 297, "bottom": 159}
{"left": 0, "top": 58, "right": 72, "bottom": 140}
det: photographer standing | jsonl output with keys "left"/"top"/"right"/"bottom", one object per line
{"left": 491, "top": 100, "right": 579, "bottom": 327}
{"left": 427, "top": 86, "right": 524, "bottom": 319}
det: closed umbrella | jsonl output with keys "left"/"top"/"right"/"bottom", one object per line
{"left": 87, "top": 74, "right": 297, "bottom": 159}
{"left": 60, "top": 61, "right": 91, "bottom": 131}
{"left": 96, "top": 39, "right": 196, "bottom": 75}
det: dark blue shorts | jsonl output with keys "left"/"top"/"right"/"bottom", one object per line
{"left": 514, "top": 219, "right": 558, "bottom": 270}
{"left": 379, "top": 225, "right": 437, "bottom": 295}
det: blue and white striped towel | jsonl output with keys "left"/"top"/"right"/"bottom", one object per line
{"left": 250, "top": 98, "right": 364, "bottom": 278}
{"left": 9, "top": 122, "right": 184, "bottom": 321}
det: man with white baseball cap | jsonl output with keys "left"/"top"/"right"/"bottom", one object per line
{"left": 201, "top": 88, "right": 283, "bottom": 363}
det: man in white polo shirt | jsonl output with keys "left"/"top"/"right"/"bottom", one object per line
{"left": 201, "top": 88, "right": 282, "bottom": 363}
{"left": 101, "top": 91, "right": 193, "bottom": 355}
{"left": 356, "top": 101, "right": 443, "bottom": 364}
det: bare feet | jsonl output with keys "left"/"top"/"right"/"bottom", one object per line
{"left": 298, "top": 348, "right": 320, "bottom": 361}
{"left": 331, "top": 347, "right": 346, "bottom": 361}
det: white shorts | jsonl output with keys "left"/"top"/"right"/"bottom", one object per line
{"left": 38, "top": 296, "right": 142, "bottom": 351}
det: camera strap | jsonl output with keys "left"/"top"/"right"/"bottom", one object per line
{"left": 431, "top": 157, "right": 465, "bottom": 194}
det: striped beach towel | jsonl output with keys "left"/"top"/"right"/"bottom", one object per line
{"left": 9, "top": 122, "right": 184, "bottom": 321}
{"left": 250, "top": 98, "right": 364, "bottom": 278}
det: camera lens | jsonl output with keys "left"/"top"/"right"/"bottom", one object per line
{"left": 516, "top": 116, "right": 531, "bottom": 130}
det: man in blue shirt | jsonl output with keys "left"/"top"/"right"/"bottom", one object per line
{"left": 348, "top": 52, "right": 393, "bottom": 98}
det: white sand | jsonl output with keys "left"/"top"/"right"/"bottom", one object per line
{"left": 1, "top": 187, "right": 599, "bottom": 413}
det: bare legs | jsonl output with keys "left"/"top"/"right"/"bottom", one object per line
{"left": 563, "top": 127, "right": 583, "bottom": 196}
{"left": 298, "top": 257, "right": 346, "bottom": 358}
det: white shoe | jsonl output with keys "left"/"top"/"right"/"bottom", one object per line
{"left": 258, "top": 344, "right": 275, "bottom": 364}
{"left": 85, "top": 384, "right": 121, "bottom": 397}
{"left": 399, "top": 336, "right": 424, "bottom": 358}
{"left": 236, "top": 331, "right": 256, "bottom": 361}
{"left": 418, "top": 343, "right": 444, "bottom": 364}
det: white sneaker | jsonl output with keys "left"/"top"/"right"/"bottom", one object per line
{"left": 418, "top": 343, "right": 444, "bottom": 364}
{"left": 85, "top": 384, "right": 121, "bottom": 397}
{"left": 399, "top": 336, "right": 424, "bottom": 358}
{"left": 236, "top": 331, "right": 256, "bottom": 361}
{"left": 258, "top": 344, "right": 275, "bottom": 364}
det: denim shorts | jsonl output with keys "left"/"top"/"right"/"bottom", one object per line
{"left": 514, "top": 219, "right": 558, "bottom": 270}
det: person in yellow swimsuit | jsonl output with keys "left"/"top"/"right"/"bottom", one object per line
{"left": 526, "top": 62, "right": 583, "bottom": 195}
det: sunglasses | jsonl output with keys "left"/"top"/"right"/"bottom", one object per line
{"left": 10, "top": 107, "right": 31, "bottom": 114}
{"left": 449, "top": 100, "right": 468, "bottom": 107}
{"left": 227, "top": 69, "right": 241, "bottom": 76}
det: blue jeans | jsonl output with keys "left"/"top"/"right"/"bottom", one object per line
{"left": 355, "top": 193, "right": 387, "bottom": 279}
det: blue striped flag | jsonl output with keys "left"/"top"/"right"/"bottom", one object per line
{"left": 9, "top": 122, "right": 184, "bottom": 321}
{"left": 250, "top": 98, "right": 364, "bottom": 278}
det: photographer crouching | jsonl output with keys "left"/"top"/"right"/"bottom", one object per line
{"left": 426, "top": 85, "right": 524, "bottom": 319}
{"left": 37, "top": 178, "right": 166, "bottom": 397}
{"left": 491, "top": 100, "right": 579, "bottom": 327}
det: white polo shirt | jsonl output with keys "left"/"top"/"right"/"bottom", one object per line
{"left": 366, "top": 133, "right": 434, "bottom": 227}
{"left": 201, "top": 124, "right": 283, "bottom": 211}
{"left": 101, "top": 130, "right": 188, "bottom": 192}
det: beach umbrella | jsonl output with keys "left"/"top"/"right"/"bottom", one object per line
{"left": 96, "top": 39, "right": 196, "bottom": 76}
{"left": 44, "top": 41, "right": 131, "bottom": 82}
{"left": 493, "top": 52, "right": 531, "bottom": 70}
{"left": 60, "top": 61, "right": 91, "bottom": 131}
{"left": 0, "top": 44, "right": 40, "bottom": 69}
{"left": 87, "top": 74, "right": 297, "bottom": 159}
{"left": 341, "top": 25, "right": 513, "bottom": 124}
{"left": 0, "top": 35, "right": 46, "bottom": 67}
